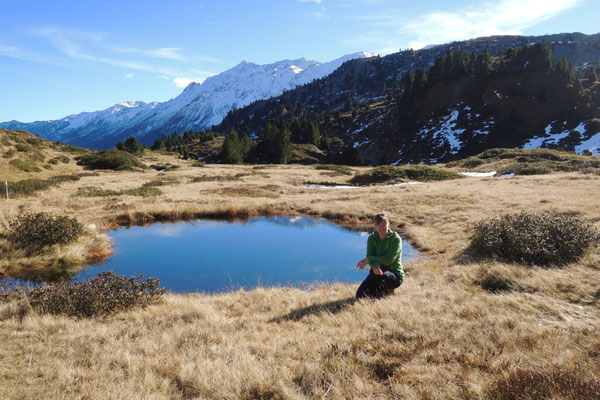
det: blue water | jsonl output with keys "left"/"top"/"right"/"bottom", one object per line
{"left": 69, "top": 216, "right": 419, "bottom": 293}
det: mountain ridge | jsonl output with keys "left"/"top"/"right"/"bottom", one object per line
{"left": 1, "top": 52, "right": 375, "bottom": 149}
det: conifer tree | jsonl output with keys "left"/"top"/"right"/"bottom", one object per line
{"left": 221, "top": 129, "right": 244, "bottom": 164}
{"left": 586, "top": 66, "right": 598, "bottom": 84}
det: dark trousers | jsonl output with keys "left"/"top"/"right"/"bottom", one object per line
{"left": 356, "top": 269, "right": 403, "bottom": 299}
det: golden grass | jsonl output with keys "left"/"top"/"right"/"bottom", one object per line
{"left": 0, "top": 149, "right": 599, "bottom": 398}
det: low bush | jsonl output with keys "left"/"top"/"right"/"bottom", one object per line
{"left": 499, "top": 162, "right": 552, "bottom": 175}
{"left": 15, "top": 143, "right": 32, "bottom": 152}
{"left": 3, "top": 149, "right": 15, "bottom": 158}
{"left": 7, "top": 174, "right": 83, "bottom": 197}
{"left": 76, "top": 149, "right": 145, "bottom": 170}
{"left": 49, "top": 155, "right": 70, "bottom": 164}
{"left": 314, "top": 164, "right": 354, "bottom": 175}
{"left": 7, "top": 212, "right": 83, "bottom": 250}
{"left": 476, "top": 269, "right": 515, "bottom": 293}
{"left": 486, "top": 368, "right": 600, "bottom": 400}
{"left": 470, "top": 211, "right": 599, "bottom": 266}
{"left": 26, "top": 271, "right": 165, "bottom": 318}
{"left": 9, "top": 158, "right": 41, "bottom": 172}
{"left": 47, "top": 158, "right": 59, "bottom": 165}
{"left": 350, "top": 165, "right": 461, "bottom": 185}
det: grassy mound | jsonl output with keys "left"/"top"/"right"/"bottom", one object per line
{"left": 470, "top": 211, "right": 599, "bottom": 266}
{"left": 449, "top": 148, "right": 600, "bottom": 175}
{"left": 76, "top": 185, "right": 162, "bottom": 198}
{"left": 75, "top": 149, "right": 145, "bottom": 171}
{"left": 350, "top": 165, "right": 461, "bottom": 185}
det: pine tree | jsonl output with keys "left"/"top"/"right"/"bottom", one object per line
{"left": 263, "top": 122, "right": 291, "bottom": 164}
{"left": 116, "top": 136, "right": 144, "bottom": 156}
{"left": 221, "top": 129, "right": 244, "bottom": 164}
{"left": 586, "top": 66, "right": 597, "bottom": 85}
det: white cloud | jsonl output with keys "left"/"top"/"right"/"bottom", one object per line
{"left": 125, "top": 73, "right": 134, "bottom": 78}
{"left": 173, "top": 77, "right": 201, "bottom": 88}
{"left": 349, "top": 0, "right": 581, "bottom": 53}
{"left": 298, "top": 0, "right": 322, "bottom": 4}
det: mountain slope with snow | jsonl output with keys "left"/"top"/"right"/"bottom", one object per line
{"left": 0, "top": 52, "right": 375, "bottom": 149}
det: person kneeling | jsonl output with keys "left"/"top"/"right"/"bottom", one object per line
{"left": 356, "top": 214, "right": 404, "bottom": 299}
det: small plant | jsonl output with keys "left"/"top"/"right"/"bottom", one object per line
{"left": 470, "top": 211, "right": 599, "bottom": 266}
{"left": 7, "top": 212, "right": 83, "bottom": 250}
{"left": 26, "top": 271, "right": 166, "bottom": 318}
{"left": 3, "top": 149, "right": 15, "bottom": 158}
{"left": 314, "top": 164, "right": 354, "bottom": 175}
{"left": 75, "top": 149, "right": 145, "bottom": 171}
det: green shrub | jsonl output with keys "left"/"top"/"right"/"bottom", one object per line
{"left": 486, "top": 368, "right": 600, "bottom": 400}
{"left": 48, "top": 158, "right": 59, "bottom": 165}
{"left": 470, "top": 211, "right": 599, "bottom": 266}
{"left": 9, "top": 158, "right": 41, "bottom": 172}
{"left": 3, "top": 149, "right": 15, "bottom": 158}
{"left": 7, "top": 212, "right": 83, "bottom": 250}
{"left": 26, "top": 271, "right": 165, "bottom": 318}
{"left": 75, "top": 149, "right": 145, "bottom": 171}
{"left": 350, "top": 165, "right": 461, "bottom": 185}
{"left": 15, "top": 143, "right": 32, "bottom": 152}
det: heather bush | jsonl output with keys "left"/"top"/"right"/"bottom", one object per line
{"left": 75, "top": 149, "right": 145, "bottom": 171}
{"left": 27, "top": 271, "right": 166, "bottom": 318}
{"left": 470, "top": 211, "right": 599, "bottom": 266}
{"left": 7, "top": 212, "right": 83, "bottom": 250}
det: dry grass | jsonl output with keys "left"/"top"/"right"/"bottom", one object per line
{"left": 0, "top": 145, "right": 599, "bottom": 398}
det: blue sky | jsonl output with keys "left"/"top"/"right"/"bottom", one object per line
{"left": 0, "top": 0, "right": 597, "bottom": 122}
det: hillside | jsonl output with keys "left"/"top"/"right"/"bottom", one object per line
{"left": 215, "top": 36, "right": 600, "bottom": 165}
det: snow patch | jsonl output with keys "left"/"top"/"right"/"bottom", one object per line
{"left": 460, "top": 171, "right": 497, "bottom": 177}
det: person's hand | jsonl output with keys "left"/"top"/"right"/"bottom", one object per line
{"left": 372, "top": 267, "right": 383, "bottom": 275}
{"left": 356, "top": 258, "right": 369, "bottom": 269}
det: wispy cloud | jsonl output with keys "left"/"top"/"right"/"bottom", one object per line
{"left": 298, "top": 0, "right": 322, "bottom": 4}
{"left": 349, "top": 0, "right": 581, "bottom": 53}
{"left": 113, "top": 46, "right": 186, "bottom": 61}
{"left": 125, "top": 73, "right": 134, "bottom": 78}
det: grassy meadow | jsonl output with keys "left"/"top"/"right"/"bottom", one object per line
{"left": 1, "top": 129, "right": 599, "bottom": 399}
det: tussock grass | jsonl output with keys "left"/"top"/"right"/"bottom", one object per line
{"left": 76, "top": 185, "right": 162, "bottom": 198}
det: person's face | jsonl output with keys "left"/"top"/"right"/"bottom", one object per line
{"left": 375, "top": 220, "right": 389, "bottom": 239}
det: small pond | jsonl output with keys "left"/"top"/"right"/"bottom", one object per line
{"left": 12, "top": 216, "right": 421, "bottom": 293}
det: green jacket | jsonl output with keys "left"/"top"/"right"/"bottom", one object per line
{"left": 366, "top": 230, "right": 404, "bottom": 279}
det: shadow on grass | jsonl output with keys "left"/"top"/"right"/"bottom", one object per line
{"left": 270, "top": 296, "right": 357, "bottom": 322}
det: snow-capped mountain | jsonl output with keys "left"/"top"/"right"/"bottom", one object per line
{"left": 0, "top": 52, "right": 375, "bottom": 149}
